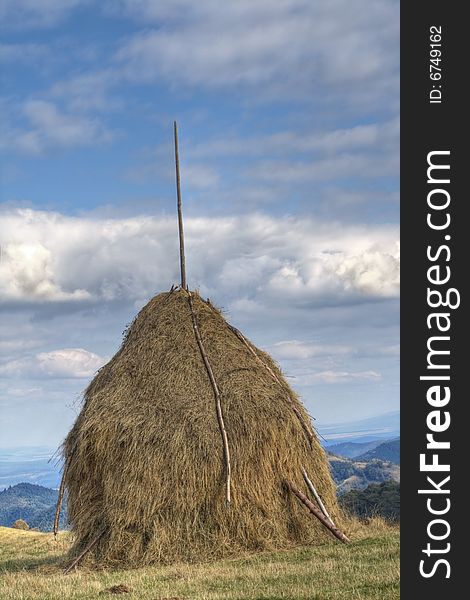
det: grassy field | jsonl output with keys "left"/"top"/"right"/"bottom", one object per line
{"left": 0, "top": 523, "right": 399, "bottom": 599}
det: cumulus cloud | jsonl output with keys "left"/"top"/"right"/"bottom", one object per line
{"left": 0, "top": 208, "right": 399, "bottom": 307}
{"left": 0, "top": 347, "right": 106, "bottom": 379}
{"left": 0, "top": 241, "right": 90, "bottom": 301}
{"left": 36, "top": 348, "right": 106, "bottom": 378}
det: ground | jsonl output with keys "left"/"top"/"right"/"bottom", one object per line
{"left": 0, "top": 524, "right": 399, "bottom": 599}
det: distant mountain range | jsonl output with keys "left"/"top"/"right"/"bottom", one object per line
{"left": 328, "top": 438, "right": 400, "bottom": 465}
{"left": 0, "top": 483, "right": 67, "bottom": 531}
{"left": 356, "top": 439, "right": 399, "bottom": 464}
{"left": 327, "top": 439, "right": 385, "bottom": 459}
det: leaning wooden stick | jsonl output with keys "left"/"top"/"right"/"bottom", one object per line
{"left": 188, "top": 292, "right": 232, "bottom": 505}
{"left": 227, "top": 323, "right": 315, "bottom": 445}
{"left": 64, "top": 529, "right": 105, "bottom": 574}
{"left": 53, "top": 461, "right": 69, "bottom": 537}
{"left": 173, "top": 121, "right": 187, "bottom": 289}
{"left": 301, "top": 466, "right": 335, "bottom": 527}
{"left": 286, "top": 480, "right": 350, "bottom": 543}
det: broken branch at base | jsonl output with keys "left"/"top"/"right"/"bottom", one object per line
{"left": 64, "top": 529, "right": 106, "bottom": 574}
{"left": 285, "top": 480, "right": 350, "bottom": 543}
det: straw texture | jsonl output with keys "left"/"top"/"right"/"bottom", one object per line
{"left": 63, "top": 289, "right": 341, "bottom": 566}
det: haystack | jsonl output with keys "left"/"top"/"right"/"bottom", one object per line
{"left": 56, "top": 122, "right": 346, "bottom": 568}
{"left": 60, "top": 289, "right": 343, "bottom": 566}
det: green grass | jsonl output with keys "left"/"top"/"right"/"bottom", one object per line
{"left": 0, "top": 524, "right": 399, "bottom": 599}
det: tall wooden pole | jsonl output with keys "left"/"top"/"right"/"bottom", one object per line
{"left": 173, "top": 121, "right": 187, "bottom": 289}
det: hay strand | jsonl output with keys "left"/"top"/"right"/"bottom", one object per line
{"left": 301, "top": 466, "right": 335, "bottom": 527}
{"left": 173, "top": 121, "right": 187, "bottom": 289}
{"left": 286, "top": 481, "right": 349, "bottom": 543}
{"left": 188, "top": 290, "right": 231, "bottom": 505}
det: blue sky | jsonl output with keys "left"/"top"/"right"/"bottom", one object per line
{"left": 0, "top": 0, "right": 399, "bottom": 448}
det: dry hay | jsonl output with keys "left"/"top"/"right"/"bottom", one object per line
{"left": 63, "top": 289, "right": 342, "bottom": 566}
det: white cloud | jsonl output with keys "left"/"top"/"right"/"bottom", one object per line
{"left": 189, "top": 118, "right": 399, "bottom": 160}
{"left": 135, "top": 118, "right": 399, "bottom": 190}
{"left": 0, "top": 43, "right": 49, "bottom": 64}
{"left": 252, "top": 152, "right": 399, "bottom": 183}
{"left": 0, "top": 208, "right": 399, "bottom": 307}
{"left": 0, "top": 348, "right": 106, "bottom": 379}
{"left": 3, "top": 386, "right": 43, "bottom": 397}
{"left": 36, "top": 348, "right": 106, "bottom": 378}
{"left": 104, "top": 0, "right": 204, "bottom": 22}
{"left": 1, "top": 100, "right": 114, "bottom": 155}
{"left": 25, "top": 0, "right": 398, "bottom": 149}
{"left": 183, "top": 164, "right": 220, "bottom": 189}
{"left": 303, "top": 370, "right": 381, "bottom": 384}
{"left": 125, "top": 160, "right": 219, "bottom": 189}
{"left": 0, "top": 0, "right": 87, "bottom": 29}
{"left": 112, "top": 0, "right": 398, "bottom": 107}
{"left": 379, "top": 344, "right": 400, "bottom": 356}
{"left": 0, "top": 241, "right": 90, "bottom": 302}
{"left": 273, "top": 340, "right": 351, "bottom": 360}
{"left": 49, "top": 70, "right": 122, "bottom": 113}
{"left": 0, "top": 339, "right": 40, "bottom": 353}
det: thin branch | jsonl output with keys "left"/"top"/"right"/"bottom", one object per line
{"left": 64, "top": 529, "right": 106, "bottom": 574}
{"left": 301, "top": 466, "right": 335, "bottom": 527}
{"left": 173, "top": 121, "right": 187, "bottom": 289}
{"left": 53, "top": 461, "right": 69, "bottom": 537}
{"left": 285, "top": 481, "right": 350, "bottom": 543}
{"left": 188, "top": 291, "right": 231, "bottom": 505}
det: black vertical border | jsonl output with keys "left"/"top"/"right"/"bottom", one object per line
{"left": 401, "top": 3, "right": 465, "bottom": 597}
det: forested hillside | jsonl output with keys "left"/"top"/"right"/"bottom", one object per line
{"left": 0, "top": 483, "right": 67, "bottom": 531}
